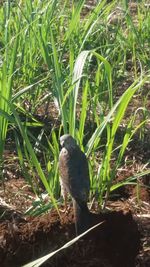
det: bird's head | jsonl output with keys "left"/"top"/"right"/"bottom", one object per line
{"left": 60, "top": 134, "right": 77, "bottom": 150}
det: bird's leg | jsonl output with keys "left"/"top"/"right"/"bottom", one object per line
{"left": 60, "top": 192, "right": 68, "bottom": 213}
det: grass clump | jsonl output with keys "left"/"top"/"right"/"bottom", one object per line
{"left": 0, "top": 0, "right": 149, "bottom": 212}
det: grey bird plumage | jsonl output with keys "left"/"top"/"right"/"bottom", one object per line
{"left": 59, "top": 134, "right": 91, "bottom": 235}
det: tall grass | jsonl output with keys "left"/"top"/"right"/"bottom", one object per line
{"left": 0, "top": 1, "right": 20, "bottom": 180}
{"left": 0, "top": 0, "right": 149, "bottom": 212}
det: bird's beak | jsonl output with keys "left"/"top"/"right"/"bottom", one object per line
{"left": 60, "top": 140, "right": 64, "bottom": 147}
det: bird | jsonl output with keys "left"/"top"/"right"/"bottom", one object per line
{"left": 58, "top": 134, "right": 91, "bottom": 235}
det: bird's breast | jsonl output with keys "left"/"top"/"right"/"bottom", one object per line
{"left": 59, "top": 148, "right": 70, "bottom": 177}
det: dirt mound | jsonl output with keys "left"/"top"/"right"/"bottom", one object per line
{"left": 0, "top": 209, "right": 143, "bottom": 267}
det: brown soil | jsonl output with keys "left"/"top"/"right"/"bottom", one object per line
{"left": 0, "top": 195, "right": 149, "bottom": 267}
{"left": 0, "top": 210, "right": 140, "bottom": 267}
{"left": 0, "top": 137, "right": 149, "bottom": 267}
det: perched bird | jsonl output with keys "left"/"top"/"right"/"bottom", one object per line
{"left": 59, "top": 134, "right": 91, "bottom": 235}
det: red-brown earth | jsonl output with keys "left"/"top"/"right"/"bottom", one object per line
{"left": 0, "top": 175, "right": 149, "bottom": 267}
{"left": 0, "top": 124, "right": 149, "bottom": 267}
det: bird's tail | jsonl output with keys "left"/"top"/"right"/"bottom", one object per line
{"left": 73, "top": 199, "right": 91, "bottom": 236}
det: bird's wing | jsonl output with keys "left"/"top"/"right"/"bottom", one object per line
{"left": 68, "top": 149, "right": 90, "bottom": 203}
